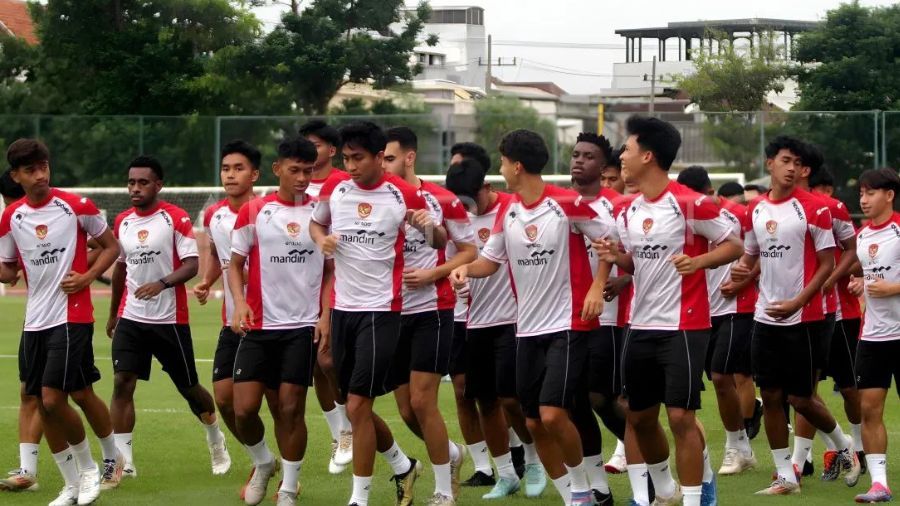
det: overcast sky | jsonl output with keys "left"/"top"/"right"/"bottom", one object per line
{"left": 255, "top": 0, "right": 896, "bottom": 94}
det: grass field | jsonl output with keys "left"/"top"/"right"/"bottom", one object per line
{"left": 0, "top": 295, "right": 894, "bottom": 505}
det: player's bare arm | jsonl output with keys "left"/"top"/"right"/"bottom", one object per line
{"left": 823, "top": 235, "right": 858, "bottom": 292}
{"left": 227, "top": 251, "right": 252, "bottom": 334}
{"left": 450, "top": 256, "right": 501, "bottom": 289}
{"left": 315, "top": 259, "right": 335, "bottom": 351}
{"left": 865, "top": 278, "right": 900, "bottom": 298}
{"left": 193, "top": 238, "right": 221, "bottom": 305}
{"left": 730, "top": 254, "right": 758, "bottom": 284}
{"left": 672, "top": 233, "right": 743, "bottom": 275}
{"left": 406, "top": 208, "right": 447, "bottom": 249}
{"left": 720, "top": 261, "right": 759, "bottom": 299}
{"left": 582, "top": 259, "right": 611, "bottom": 321}
{"left": 593, "top": 238, "right": 635, "bottom": 274}
{"left": 134, "top": 256, "right": 198, "bottom": 301}
{"left": 62, "top": 228, "right": 120, "bottom": 294}
{"left": 309, "top": 220, "right": 337, "bottom": 256}
{"left": 0, "top": 260, "right": 17, "bottom": 284}
{"left": 404, "top": 241, "right": 476, "bottom": 290}
{"left": 107, "top": 261, "right": 127, "bottom": 338}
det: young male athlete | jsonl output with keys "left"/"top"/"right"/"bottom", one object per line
{"left": 310, "top": 121, "right": 426, "bottom": 506}
{"left": 0, "top": 139, "right": 121, "bottom": 506}
{"left": 847, "top": 168, "right": 900, "bottom": 503}
{"left": 452, "top": 129, "right": 614, "bottom": 506}
{"left": 108, "top": 156, "right": 228, "bottom": 479}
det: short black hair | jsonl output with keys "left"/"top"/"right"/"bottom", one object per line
{"left": 7, "top": 138, "right": 49, "bottom": 170}
{"left": 809, "top": 166, "right": 835, "bottom": 189}
{"left": 744, "top": 183, "right": 767, "bottom": 193}
{"left": 800, "top": 142, "right": 825, "bottom": 178}
{"left": 604, "top": 146, "right": 624, "bottom": 171}
{"left": 385, "top": 126, "right": 418, "bottom": 152}
{"left": 575, "top": 132, "right": 613, "bottom": 164}
{"left": 718, "top": 181, "right": 745, "bottom": 198}
{"left": 128, "top": 155, "right": 164, "bottom": 180}
{"left": 450, "top": 142, "right": 491, "bottom": 173}
{"left": 498, "top": 129, "right": 549, "bottom": 174}
{"left": 445, "top": 159, "right": 487, "bottom": 201}
{"left": 625, "top": 115, "right": 681, "bottom": 170}
{"left": 859, "top": 168, "right": 900, "bottom": 195}
{"left": 276, "top": 136, "right": 317, "bottom": 162}
{"left": 299, "top": 119, "right": 341, "bottom": 148}
{"left": 339, "top": 121, "right": 387, "bottom": 156}
{"left": 221, "top": 139, "right": 262, "bottom": 170}
{"left": 0, "top": 169, "right": 24, "bottom": 199}
{"left": 764, "top": 135, "right": 804, "bottom": 160}
{"left": 676, "top": 165, "right": 712, "bottom": 193}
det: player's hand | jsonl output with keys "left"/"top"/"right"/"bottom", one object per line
{"left": 317, "top": 234, "right": 339, "bottom": 256}
{"left": 403, "top": 268, "right": 434, "bottom": 290}
{"left": 455, "top": 280, "right": 471, "bottom": 300}
{"left": 315, "top": 314, "right": 331, "bottom": 353}
{"left": 193, "top": 281, "right": 210, "bottom": 305}
{"left": 581, "top": 285, "right": 604, "bottom": 321}
{"left": 450, "top": 265, "right": 468, "bottom": 290}
{"left": 847, "top": 275, "right": 864, "bottom": 297}
{"left": 231, "top": 302, "right": 253, "bottom": 335}
{"left": 866, "top": 278, "right": 898, "bottom": 298}
{"left": 603, "top": 275, "right": 631, "bottom": 302}
{"left": 822, "top": 277, "right": 836, "bottom": 293}
{"left": 671, "top": 254, "right": 699, "bottom": 275}
{"left": 106, "top": 316, "right": 118, "bottom": 339}
{"left": 764, "top": 299, "right": 803, "bottom": 320}
{"left": 60, "top": 271, "right": 92, "bottom": 294}
{"left": 719, "top": 279, "right": 740, "bottom": 299}
{"left": 4, "top": 270, "right": 20, "bottom": 287}
{"left": 592, "top": 238, "right": 620, "bottom": 263}
{"left": 406, "top": 209, "right": 434, "bottom": 235}
{"left": 730, "top": 260, "right": 752, "bottom": 283}
{"left": 134, "top": 281, "right": 165, "bottom": 300}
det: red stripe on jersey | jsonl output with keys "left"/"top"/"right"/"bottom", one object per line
{"left": 246, "top": 238, "right": 264, "bottom": 330}
{"left": 434, "top": 247, "right": 456, "bottom": 310}
{"left": 837, "top": 278, "right": 862, "bottom": 319}
{"left": 800, "top": 229, "right": 826, "bottom": 322}
{"left": 67, "top": 225, "right": 93, "bottom": 324}
{"left": 568, "top": 229, "right": 600, "bottom": 331}
{"left": 680, "top": 219, "right": 712, "bottom": 329}
{"left": 392, "top": 226, "right": 405, "bottom": 312}
{"left": 172, "top": 235, "right": 189, "bottom": 325}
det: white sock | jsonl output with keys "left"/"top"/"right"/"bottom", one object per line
{"left": 434, "top": 462, "right": 452, "bottom": 496}
{"left": 826, "top": 425, "right": 851, "bottom": 452}
{"left": 683, "top": 484, "right": 702, "bottom": 506}
{"left": 280, "top": 459, "right": 301, "bottom": 494}
{"left": 203, "top": 420, "right": 224, "bottom": 444}
{"left": 381, "top": 441, "right": 412, "bottom": 476}
{"left": 245, "top": 438, "right": 274, "bottom": 467}
{"left": 115, "top": 433, "right": 133, "bottom": 464}
{"left": 867, "top": 454, "right": 888, "bottom": 488}
{"left": 565, "top": 462, "right": 590, "bottom": 494}
{"left": 350, "top": 474, "right": 372, "bottom": 506}
{"left": 494, "top": 452, "right": 518, "bottom": 481}
{"left": 725, "top": 429, "right": 752, "bottom": 456}
{"left": 583, "top": 454, "right": 610, "bottom": 493}
{"left": 772, "top": 448, "right": 797, "bottom": 484}
{"left": 448, "top": 441, "right": 461, "bottom": 462}
{"left": 791, "top": 436, "right": 813, "bottom": 469}
{"left": 647, "top": 459, "right": 677, "bottom": 498}
{"left": 613, "top": 439, "right": 626, "bottom": 458}
{"left": 702, "top": 446, "right": 714, "bottom": 483}
{"left": 818, "top": 429, "right": 837, "bottom": 451}
{"left": 335, "top": 403, "right": 350, "bottom": 432}
{"left": 508, "top": 428, "right": 523, "bottom": 448}
{"left": 98, "top": 433, "right": 118, "bottom": 462}
{"left": 851, "top": 423, "right": 863, "bottom": 452}
{"left": 468, "top": 441, "right": 492, "bottom": 474}
{"left": 20, "top": 443, "right": 39, "bottom": 475}
{"left": 523, "top": 442, "right": 540, "bottom": 465}
{"left": 71, "top": 438, "right": 97, "bottom": 472}
{"left": 552, "top": 474, "right": 571, "bottom": 503}
{"left": 324, "top": 406, "right": 344, "bottom": 441}
{"left": 52, "top": 449, "right": 79, "bottom": 487}
{"left": 626, "top": 464, "right": 651, "bottom": 506}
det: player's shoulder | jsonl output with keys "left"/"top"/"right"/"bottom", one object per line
{"left": 203, "top": 198, "right": 230, "bottom": 227}
{"left": 113, "top": 207, "right": 137, "bottom": 228}
{"left": 319, "top": 170, "right": 352, "bottom": 194}
{"left": 384, "top": 174, "right": 423, "bottom": 203}
{"left": 0, "top": 197, "right": 26, "bottom": 229}
{"left": 612, "top": 192, "right": 638, "bottom": 216}
{"left": 720, "top": 198, "right": 747, "bottom": 216}
{"left": 159, "top": 201, "right": 193, "bottom": 225}
{"left": 52, "top": 188, "right": 99, "bottom": 215}
{"left": 327, "top": 169, "right": 351, "bottom": 182}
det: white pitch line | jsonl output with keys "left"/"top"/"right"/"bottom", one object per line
{"left": 0, "top": 354, "right": 213, "bottom": 363}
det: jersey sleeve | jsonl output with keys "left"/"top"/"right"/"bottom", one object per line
{"left": 831, "top": 201, "right": 856, "bottom": 243}
{"left": 0, "top": 209, "right": 16, "bottom": 262}
{"left": 481, "top": 200, "right": 509, "bottom": 264}
{"left": 311, "top": 180, "right": 336, "bottom": 226}
{"left": 231, "top": 203, "right": 255, "bottom": 257}
{"left": 442, "top": 197, "right": 475, "bottom": 245}
{"left": 202, "top": 206, "right": 214, "bottom": 236}
{"left": 616, "top": 210, "right": 632, "bottom": 253}
{"left": 75, "top": 197, "right": 109, "bottom": 239}
{"left": 171, "top": 210, "right": 198, "bottom": 260}
{"left": 808, "top": 204, "right": 836, "bottom": 252}
{"left": 687, "top": 196, "right": 733, "bottom": 244}
{"left": 113, "top": 211, "right": 128, "bottom": 263}
{"left": 742, "top": 203, "right": 760, "bottom": 256}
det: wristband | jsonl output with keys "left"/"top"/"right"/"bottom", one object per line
{"left": 159, "top": 278, "right": 173, "bottom": 289}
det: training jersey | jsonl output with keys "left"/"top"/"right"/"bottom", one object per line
{"left": 401, "top": 180, "right": 474, "bottom": 314}
{"left": 231, "top": 193, "right": 324, "bottom": 330}
{"left": 0, "top": 189, "right": 107, "bottom": 331}
{"left": 619, "top": 181, "right": 734, "bottom": 331}
{"left": 584, "top": 188, "right": 623, "bottom": 326}
{"left": 311, "top": 173, "right": 427, "bottom": 312}
{"left": 481, "top": 184, "right": 613, "bottom": 337}
{"left": 612, "top": 194, "right": 637, "bottom": 328}
{"left": 744, "top": 188, "right": 835, "bottom": 326}
{"left": 467, "top": 192, "right": 517, "bottom": 329}
{"left": 819, "top": 194, "right": 857, "bottom": 319}
{"left": 307, "top": 169, "right": 350, "bottom": 199}
{"left": 707, "top": 199, "right": 757, "bottom": 317}
{"left": 855, "top": 212, "right": 900, "bottom": 341}
{"left": 448, "top": 237, "right": 468, "bottom": 323}
{"left": 203, "top": 199, "right": 240, "bottom": 327}
{"left": 114, "top": 202, "right": 198, "bottom": 325}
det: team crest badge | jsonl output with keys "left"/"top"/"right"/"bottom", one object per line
{"left": 642, "top": 218, "right": 653, "bottom": 235}
{"left": 869, "top": 243, "right": 879, "bottom": 260}
{"left": 35, "top": 224, "right": 47, "bottom": 240}
{"left": 524, "top": 224, "right": 538, "bottom": 242}
{"left": 358, "top": 203, "right": 373, "bottom": 219}
{"left": 478, "top": 227, "right": 490, "bottom": 243}
{"left": 286, "top": 222, "right": 301, "bottom": 238}
{"left": 765, "top": 220, "right": 778, "bottom": 235}
{"left": 137, "top": 229, "right": 149, "bottom": 243}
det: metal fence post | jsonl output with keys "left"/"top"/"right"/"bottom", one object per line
{"left": 138, "top": 115, "right": 144, "bottom": 154}
{"left": 874, "top": 110, "right": 880, "bottom": 169}
{"left": 758, "top": 110, "right": 766, "bottom": 178}
{"left": 213, "top": 116, "right": 221, "bottom": 186}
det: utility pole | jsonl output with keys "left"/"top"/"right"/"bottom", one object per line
{"left": 478, "top": 35, "right": 516, "bottom": 95}
{"left": 486, "top": 34, "right": 492, "bottom": 94}
{"left": 649, "top": 56, "right": 657, "bottom": 115}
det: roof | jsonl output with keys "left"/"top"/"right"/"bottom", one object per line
{"left": 491, "top": 77, "right": 568, "bottom": 97}
{"left": 616, "top": 18, "right": 819, "bottom": 39}
{"left": 0, "top": 0, "right": 36, "bottom": 44}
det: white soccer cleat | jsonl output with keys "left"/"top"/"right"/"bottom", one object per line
{"left": 334, "top": 430, "right": 353, "bottom": 466}
{"left": 76, "top": 467, "right": 101, "bottom": 506}
{"left": 49, "top": 485, "right": 79, "bottom": 506}
{"left": 604, "top": 453, "right": 627, "bottom": 474}
{"left": 99, "top": 452, "right": 125, "bottom": 490}
{"left": 209, "top": 439, "right": 232, "bottom": 475}
{"left": 243, "top": 460, "right": 276, "bottom": 506}
{"left": 328, "top": 441, "right": 347, "bottom": 475}
{"left": 275, "top": 490, "right": 298, "bottom": 506}
{"left": 1, "top": 468, "right": 39, "bottom": 491}
{"left": 718, "top": 448, "right": 757, "bottom": 475}
{"left": 123, "top": 461, "right": 137, "bottom": 479}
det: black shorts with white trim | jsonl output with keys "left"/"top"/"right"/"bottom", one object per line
{"left": 621, "top": 328, "right": 709, "bottom": 412}
{"left": 112, "top": 318, "right": 200, "bottom": 390}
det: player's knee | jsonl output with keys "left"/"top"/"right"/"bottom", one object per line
{"left": 39, "top": 392, "right": 67, "bottom": 417}
{"left": 786, "top": 394, "right": 814, "bottom": 412}
{"left": 666, "top": 409, "right": 695, "bottom": 436}
{"left": 711, "top": 372, "right": 733, "bottom": 392}
{"left": 409, "top": 389, "right": 436, "bottom": 417}
{"left": 760, "top": 388, "right": 782, "bottom": 407}
{"left": 178, "top": 386, "right": 209, "bottom": 418}
{"left": 112, "top": 374, "right": 137, "bottom": 398}
{"left": 860, "top": 396, "right": 883, "bottom": 421}
{"left": 538, "top": 406, "right": 569, "bottom": 432}
{"left": 476, "top": 397, "right": 498, "bottom": 415}
{"left": 525, "top": 416, "right": 543, "bottom": 435}
{"left": 345, "top": 396, "right": 371, "bottom": 424}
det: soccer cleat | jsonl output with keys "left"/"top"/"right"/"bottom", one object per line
{"left": 755, "top": 477, "right": 800, "bottom": 495}
{"left": 569, "top": 490, "right": 593, "bottom": 505}
{"left": 328, "top": 441, "right": 347, "bottom": 475}
{"left": 592, "top": 488, "right": 614, "bottom": 505}
{"left": 510, "top": 445, "right": 525, "bottom": 478}
{"left": 76, "top": 467, "right": 101, "bottom": 506}
{"left": 835, "top": 448, "right": 862, "bottom": 487}
{"left": 449, "top": 442, "right": 467, "bottom": 499}
{"left": 859, "top": 451, "right": 868, "bottom": 475}
{"left": 822, "top": 450, "right": 839, "bottom": 481}
{"left": 243, "top": 460, "right": 277, "bottom": 506}
{"left": 802, "top": 458, "right": 815, "bottom": 477}
{"left": 701, "top": 476, "right": 717, "bottom": 506}
{"left": 855, "top": 482, "right": 893, "bottom": 503}
{"left": 99, "top": 452, "right": 125, "bottom": 490}
{"left": 482, "top": 477, "right": 520, "bottom": 499}
{"left": 523, "top": 463, "right": 547, "bottom": 497}
{"left": 718, "top": 448, "right": 757, "bottom": 475}
{"left": 49, "top": 485, "right": 79, "bottom": 506}
{"left": 123, "top": 461, "right": 137, "bottom": 479}
{"left": 275, "top": 490, "right": 298, "bottom": 506}
{"left": 746, "top": 398, "right": 763, "bottom": 440}
{"left": 0, "top": 469, "right": 38, "bottom": 491}
{"left": 652, "top": 484, "right": 683, "bottom": 505}
{"left": 462, "top": 470, "right": 496, "bottom": 487}
{"left": 391, "top": 458, "right": 422, "bottom": 506}
{"left": 605, "top": 452, "right": 627, "bottom": 474}
{"left": 335, "top": 430, "right": 353, "bottom": 466}
{"left": 209, "top": 438, "right": 232, "bottom": 475}
{"left": 424, "top": 492, "right": 455, "bottom": 506}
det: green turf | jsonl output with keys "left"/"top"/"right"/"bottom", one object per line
{"left": 0, "top": 295, "right": 894, "bottom": 505}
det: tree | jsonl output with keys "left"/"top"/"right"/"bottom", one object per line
{"left": 474, "top": 96, "right": 559, "bottom": 173}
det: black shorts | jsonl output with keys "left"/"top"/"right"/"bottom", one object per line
{"left": 213, "top": 326, "right": 242, "bottom": 383}
{"left": 516, "top": 331, "right": 589, "bottom": 419}
{"left": 22, "top": 323, "right": 101, "bottom": 397}
{"left": 588, "top": 326, "right": 623, "bottom": 397}
{"left": 392, "top": 309, "right": 454, "bottom": 385}
{"left": 464, "top": 324, "right": 517, "bottom": 402}
{"left": 331, "top": 310, "right": 401, "bottom": 399}
{"left": 706, "top": 314, "right": 754, "bottom": 376}
{"left": 112, "top": 318, "right": 199, "bottom": 390}
{"left": 811, "top": 313, "right": 836, "bottom": 374}
{"left": 855, "top": 339, "right": 900, "bottom": 391}
{"left": 233, "top": 327, "right": 315, "bottom": 387}
{"left": 826, "top": 318, "right": 861, "bottom": 389}
{"left": 621, "top": 328, "right": 709, "bottom": 411}
{"left": 751, "top": 321, "right": 817, "bottom": 397}
{"left": 449, "top": 321, "right": 468, "bottom": 377}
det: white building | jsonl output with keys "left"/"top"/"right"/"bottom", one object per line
{"left": 406, "top": 5, "right": 487, "bottom": 89}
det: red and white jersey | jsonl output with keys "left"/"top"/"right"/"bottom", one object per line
{"left": 467, "top": 192, "right": 517, "bottom": 329}
{"left": 311, "top": 173, "right": 426, "bottom": 312}
{"left": 231, "top": 193, "right": 324, "bottom": 330}
{"left": 612, "top": 194, "right": 637, "bottom": 328}
{"left": 307, "top": 169, "right": 350, "bottom": 199}
{"left": 619, "top": 182, "right": 733, "bottom": 330}
{"left": 203, "top": 199, "right": 240, "bottom": 326}
{"left": 0, "top": 189, "right": 107, "bottom": 331}
{"left": 114, "top": 202, "right": 198, "bottom": 325}
{"left": 820, "top": 195, "right": 857, "bottom": 318}
{"left": 481, "top": 184, "right": 613, "bottom": 337}
{"left": 707, "top": 199, "right": 757, "bottom": 317}
{"left": 744, "top": 188, "right": 835, "bottom": 326}
{"left": 855, "top": 213, "right": 900, "bottom": 341}
{"left": 584, "top": 188, "right": 622, "bottom": 326}
{"left": 401, "top": 181, "right": 474, "bottom": 314}
{"left": 836, "top": 275, "right": 862, "bottom": 321}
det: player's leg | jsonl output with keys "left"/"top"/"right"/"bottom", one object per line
{"left": 450, "top": 322, "right": 493, "bottom": 488}
{"left": 70, "top": 385, "right": 122, "bottom": 490}
{"left": 314, "top": 362, "right": 352, "bottom": 474}
{"left": 109, "top": 318, "right": 152, "bottom": 477}
{"left": 212, "top": 326, "right": 243, "bottom": 442}
{"left": 792, "top": 315, "right": 837, "bottom": 477}
{"left": 1, "top": 336, "right": 44, "bottom": 491}
{"left": 833, "top": 318, "right": 864, "bottom": 472}
{"left": 392, "top": 319, "right": 423, "bottom": 438}
{"left": 709, "top": 315, "right": 755, "bottom": 475}
{"left": 853, "top": 339, "right": 893, "bottom": 503}
{"left": 583, "top": 326, "right": 624, "bottom": 503}
{"left": 735, "top": 374, "right": 762, "bottom": 439}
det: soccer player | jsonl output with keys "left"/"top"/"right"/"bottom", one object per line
{"left": 810, "top": 167, "right": 836, "bottom": 198}
{"left": 594, "top": 116, "right": 743, "bottom": 506}
{"left": 227, "top": 137, "right": 325, "bottom": 506}
{"left": 383, "top": 126, "right": 476, "bottom": 504}
{"left": 0, "top": 139, "right": 121, "bottom": 506}
{"left": 108, "top": 155, "right": 228, "bottom": 479}
{"left": 717, "top": 182, "right": 746, "bottom": 204}
{"left": 676, "top": 167, "right": 759, "bottom": 476}
{"left": 847, "top": 167, "right": 900, "bottom": 503}
{"left": 309, "top": 121, "right": 426, "bottom": 506}
{"left": 599, "top": 148, "right": 626, "bottom": 194}
{"left": 743, "top": 184, "right": 766, "bottom": 202}
{"left": 731, "top": 136, "right": 861, "bottom": 495}
{"left": 451, "top": 129, "right": 614, "bottom": 506}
